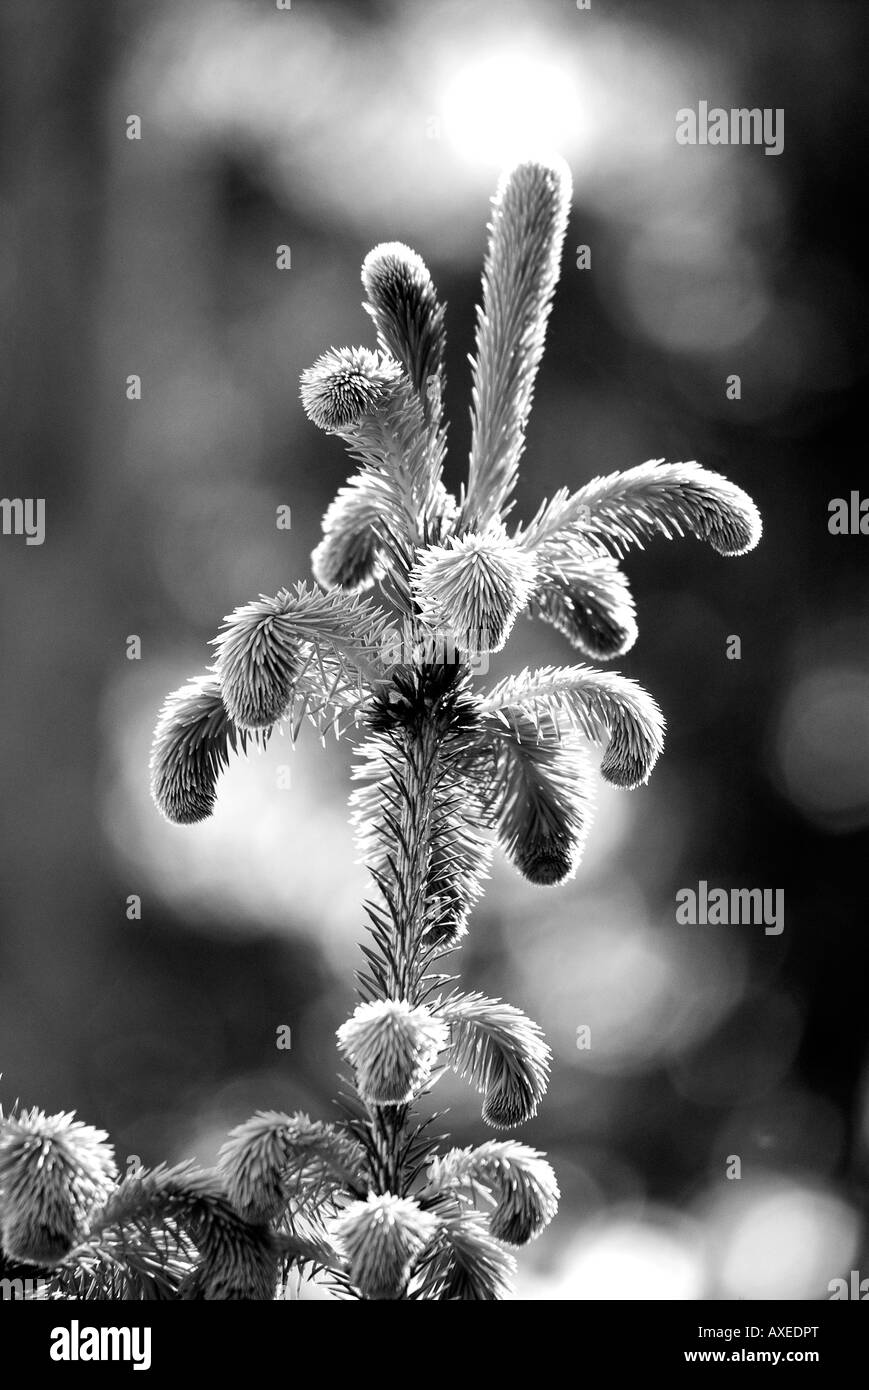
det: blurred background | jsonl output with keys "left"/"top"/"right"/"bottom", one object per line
{"left": 1, "top": 0, "right": 867, "bottom": 1299}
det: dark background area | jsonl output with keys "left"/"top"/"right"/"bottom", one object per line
{"left": 1, "top": 0, "right": 867, "bottom": 1297}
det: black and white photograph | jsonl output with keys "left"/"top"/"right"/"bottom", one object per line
{"left": 0, "top": 0, "right": 867, "bottom": 1355}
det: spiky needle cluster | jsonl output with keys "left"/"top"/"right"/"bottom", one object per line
{"left": 0, "top": 158, "right": 761, "bottom": 1300}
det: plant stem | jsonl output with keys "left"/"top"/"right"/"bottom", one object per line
{"left": 394, "top": 714, "right": 439, "bottom": 1001}
{"left": 368, "top": 702, "right": 442, "bottom": 1206}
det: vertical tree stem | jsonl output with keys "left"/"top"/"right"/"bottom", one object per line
{"left": 369, "top": 707, "right": 441, "bottom": 1213}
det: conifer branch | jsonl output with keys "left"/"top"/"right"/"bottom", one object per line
{"left": 217, "top": 1112, "right": 368, "bottom": 1222}
{"left": 481, "top": 665, "right": 666, "bottom": 789}
{"left": 438, "top": 992, "right": 551, "bottom": 1127}
{"left": 361, "top": 242, "right": 447, "bottom": 430}
{"left": 424, "top": 1141, "right": 560, "bottom": 1246}
{"left": 528, "top": 550, "right": 638, "bottom": 659}
{"left": 414, "top": 1204, "right": 517, "bottom": 1300}
{"left": 7, "top": 156, "right": 761, "bottom": 1302}
{"left": 150, "top": 675, "right": 266, "bottom": 826}
{"left": 89, "top": 1164, "right": 280, "bottom": 1300}
{"left": 463, "top": 158, "right": 572, "bottom": 529}
{"left": 519, "top": 460, "right": 762, "bottom": 559}
{"left": 475, "top": 709, "right": 596, "bottom": 883}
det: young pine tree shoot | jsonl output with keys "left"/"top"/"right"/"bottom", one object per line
{"left": 0, "top": 157, "right": 760, "bottom": 1300}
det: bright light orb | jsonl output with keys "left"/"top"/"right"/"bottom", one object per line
{"left": 441, "top": 50, "right": 581, "bottom": 169}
